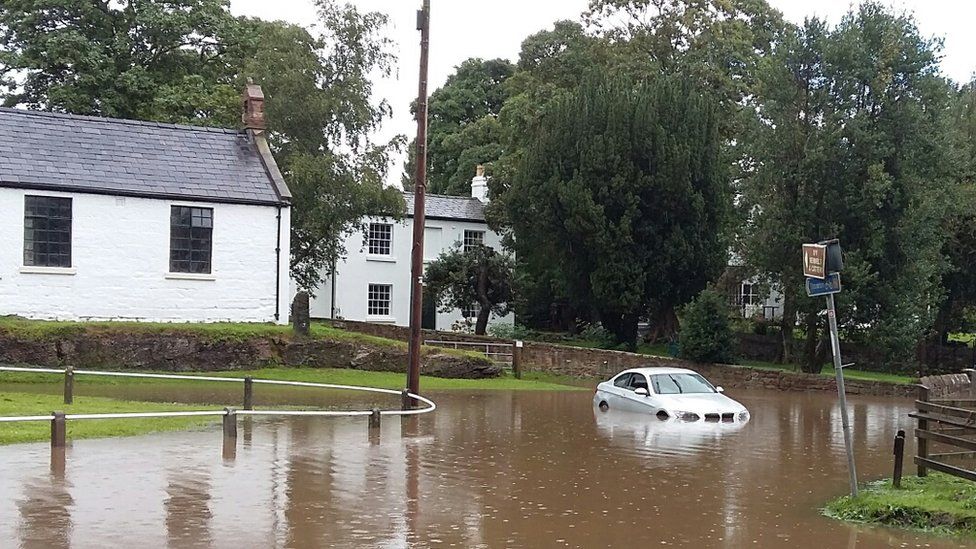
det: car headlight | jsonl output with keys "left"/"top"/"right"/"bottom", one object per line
{"left": 674, "top": 411, "right": 700, "bottom": 421}
{"left": 738, "top": 411, "right": 750, "bottom": 421}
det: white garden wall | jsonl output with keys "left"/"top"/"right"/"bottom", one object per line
{"left": 0, "top": 188, "right": 290, "bottom": 324}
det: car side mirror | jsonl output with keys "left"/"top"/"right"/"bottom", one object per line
{"left": 715, "top": 386, "right": 725, "bottom": 393}
{"left": 634, "top": 387, "right": 649, "bottom": 396}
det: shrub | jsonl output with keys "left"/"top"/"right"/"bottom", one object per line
{"left": 679, "top": 288, "right": 736, "bottom": 364}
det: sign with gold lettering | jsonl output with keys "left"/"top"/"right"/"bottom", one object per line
{"left": 802, "top": 243, "right": 827, "bottom": 279}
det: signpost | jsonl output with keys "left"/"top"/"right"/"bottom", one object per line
{"left": 804, "top": 240, "right": 858, "bottom": 497}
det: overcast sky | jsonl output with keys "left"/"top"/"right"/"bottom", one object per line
{"left": 230, "top": 0, "right": 976, "bottom": 185}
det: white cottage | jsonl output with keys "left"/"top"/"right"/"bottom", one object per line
{"left": 311, "top": 169, "right": 514, "bottom": 331}
{"left": 0, "top": 84, "right": 292, "bottom": 324}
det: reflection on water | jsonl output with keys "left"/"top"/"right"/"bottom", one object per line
{"left": 0, "top": 388, "right": 967, "bottom": 548}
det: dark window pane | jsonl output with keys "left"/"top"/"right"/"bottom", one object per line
{"left": 24, "top": 196, "right": 71, "bottom": 267}
{"left": 170, "top": 206, "right": 213, "bottom": 273}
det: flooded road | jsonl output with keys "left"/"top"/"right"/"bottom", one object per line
{"left": 0, "top": 386, "right": 970, "bottom": 548}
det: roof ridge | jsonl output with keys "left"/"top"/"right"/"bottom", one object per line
{"left": 403, "top": 190, "right": 479, "bottom": 200}
{"left": 0, "top": 107, "right": 241, "bottom": 135}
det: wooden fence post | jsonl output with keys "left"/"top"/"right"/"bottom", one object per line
{"left": 916, "top": 384, "right": 929, "bottom": 477}
{"left": 51, "top": 411, "right": 66, "bottom": 448}
{"left": 243, "top": 377, "right": 254, "bottom": 411}
{"left": 893, "top": 429, "right": 905, "bottom": 488}
{"left": 401, "top": 389, "right": 412, "bottom": 411}
{"left": 369, "top": 408, "right": 381, "bottom": 431}
{"left": 512, "top": 341, "right": 523, "bottom": 379}
{"left": 63, "top": 366, "right": 74, "bottom": 405}
{"left": 223, "top": 408, "right": 237, "bottom": 440}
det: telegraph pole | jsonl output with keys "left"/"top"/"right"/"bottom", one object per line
{"left": 405, "top": 0, "right": 431, "bottom": 407}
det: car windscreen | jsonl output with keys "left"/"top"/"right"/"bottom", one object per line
{"left": 650, "top": 373, "right": 716, "bottom": 394}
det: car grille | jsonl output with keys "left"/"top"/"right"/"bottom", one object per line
{"left": 704, "top": 413, "right": 736, "bottom": 422}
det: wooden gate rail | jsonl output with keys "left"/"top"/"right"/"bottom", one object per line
{"left": 912, "top": 378, "right": 976, "bottom": 482}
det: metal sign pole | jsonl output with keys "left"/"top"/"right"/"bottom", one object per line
{"left": 826, "top": 292, "right": 858, "bottom": 497}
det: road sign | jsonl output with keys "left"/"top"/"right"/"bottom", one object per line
{"left": 806, "top": 272, "right": 841, "bottom": 297}
{"left": 802, "top": 243, "right": 827, "bottom": 279}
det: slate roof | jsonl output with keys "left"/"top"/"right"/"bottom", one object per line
{"left": 403, "top": 192, "right": 486, "bottom": 223}
{"left": 0, "top": 108, "right": 287, "bottom": 205}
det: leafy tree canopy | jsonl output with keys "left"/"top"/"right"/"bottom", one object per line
{"left": 423, "top": 244, "right": 515, "bottom": 335}
{"left": 508, "top": 74, "right": 728, "bottom": 348}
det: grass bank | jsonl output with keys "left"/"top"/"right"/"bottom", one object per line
{"left": 824, "top": 474, "right": 976, "bottom": 539}
{"left": 0, "top": 316, "right": 484, "bottom": 360}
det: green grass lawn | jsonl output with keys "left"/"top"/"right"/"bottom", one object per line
{"left": 824, "top": 473, "right": 976, "bottom": 538}
{"left": 735, "top": 360, "right": 915, "bottom": 385}
{"left": 0, "top": 393, "right": 217, "bottom": 445}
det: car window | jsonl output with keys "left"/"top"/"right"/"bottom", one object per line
{"left": 628, "top": 374, "right": 649, "bottom": 391}
{"left": 652, "top": 374, "right": 682, "bottom": 394}
{"left": 613, "top": 373, "right": 632, "bottom": 388}
{"left": 651, "top": 373, "right": 716, "bottom": 394}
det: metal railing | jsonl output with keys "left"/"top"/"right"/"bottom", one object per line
{"left": 424, "top": 340, "right": 514, "bottom": 365}
{"left": 0, "top": 366, "right": 436, "bottom": 446}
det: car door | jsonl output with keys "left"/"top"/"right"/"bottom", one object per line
{"left": 604, "top": 372, "right": 632, "bottom": 410}
{"left": 620, "top": 372, "right": 652, "bottom": 412}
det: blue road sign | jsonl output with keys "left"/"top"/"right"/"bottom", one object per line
{"left": 806, "top": 273, "right": 841, "bottom": 297}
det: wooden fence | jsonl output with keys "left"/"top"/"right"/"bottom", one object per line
{"left": 911, "top": 370, "right": 976, "bottom": 482}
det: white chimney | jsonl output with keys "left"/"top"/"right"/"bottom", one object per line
{"left": 471, "top": 164, "right": 488, "bottom": 202}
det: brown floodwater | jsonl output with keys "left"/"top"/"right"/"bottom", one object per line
{"left": 0, "top": 384, "right": 972, "bottom": 549}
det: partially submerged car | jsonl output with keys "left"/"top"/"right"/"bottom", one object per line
{"left": 593, "top": 367, "right": 749, "bottom": 422}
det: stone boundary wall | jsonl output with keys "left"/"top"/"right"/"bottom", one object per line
{"left": 519, "top": 341, "right": 916, "bottom": 397}
{"left": 920, "top": 372, "right": 974, "bottom": 399}
{"left": 329, "top": 321, "right": 916, "bottom": 397}
{"left": 0, "top": 330, "right": 499, "bottom": 379}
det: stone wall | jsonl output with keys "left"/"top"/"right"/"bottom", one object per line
{"left": 0, "top": 329, "right": 499, "bottom": 379}
{"left": 518, "top": 341, "right": 915, "bottom": 397}
{"left": 330, "top": 320, "right": 915, "bottom": 397}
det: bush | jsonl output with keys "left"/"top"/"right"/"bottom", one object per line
{"left": 678, "top": 288, "right": 736, "bottom": 364}
{"left": 487, "top": 323, "right": 532, "bottom": 340}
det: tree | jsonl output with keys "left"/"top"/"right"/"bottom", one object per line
{"left": 738, "top": 4, "right": 958, "bottom": 371}
{"left": 679, "top": 288, "right": 736, "bottom": 364}
{"left": 423, "top": 245, "right": 515, "bottom": 335}
{"left": 0, "top": 0, "right": 406, "bottom": 293}
{"left": 402, "top": 58, "right": 515, "bottom": 195}
{"left": 507, "top": 74, "right": 728, "bottom": 348}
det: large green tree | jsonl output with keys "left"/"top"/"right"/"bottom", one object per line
{"left": 739, "top": 4, "right": 958, "bottom": 371}
{"left": 0, "top": 0, "right": 405, "bottom": 292}
{"left": 402, "top": 58, "right": 514, "bottom": 195}
{"left": 423, "top": 244, "right": 515, "bottom": 335}
{"left": 508, "top": 75, "right": 728, "bottom": 348}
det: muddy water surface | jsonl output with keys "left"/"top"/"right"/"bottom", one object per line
{"left": 0, "top": 385, "right": 971, "bottom": 548}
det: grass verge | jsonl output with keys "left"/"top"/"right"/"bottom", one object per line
{"left": 823, "top": 474, "right": 976, "bottom": 538}
{"left": 736, "top": 360, "right": 915, "bottom": 385}
{"left": 0, "top": 393, "right": 216, "bottom": 445}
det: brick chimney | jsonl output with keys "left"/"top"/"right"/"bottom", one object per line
{"left": 242, "top": 80, "right": 266, "bottom": 130}
{"left": 471, "top": 164, "right": 488, "bottom": 202}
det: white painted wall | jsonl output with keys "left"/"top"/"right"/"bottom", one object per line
{"left": 310, "top": 216, "right": 515, "bottom": 331}
{"left": 0, "top": 188, "right": 290, "bottom": 324}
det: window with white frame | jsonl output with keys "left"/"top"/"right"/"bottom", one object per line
{"left": 368, "top": 223, "right": 393, "bottom": 256}
{"left": 462, "top": 230, "right": 484, "bottom": 252}
{"left": 461, "top": 303, "right": 480, "bottom": 319}
{"left": 367, "top": 284, "right": 392, "bottom": 316}
{"left": 741, "top": 283, "right": 758, "bottom": 306}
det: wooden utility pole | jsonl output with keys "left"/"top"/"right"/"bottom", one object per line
{"left": 406, "top": 0, "right": 431, "bottom": 407}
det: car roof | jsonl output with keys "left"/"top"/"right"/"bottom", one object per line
{"left": 616, "top": 367, "right": 698, "bottom": 376}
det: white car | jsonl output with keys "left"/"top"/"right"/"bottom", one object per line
{"left": 593, "top": 367, "right": 749, "bottom": 422}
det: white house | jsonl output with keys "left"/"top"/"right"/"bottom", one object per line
{"left": 0, "top": 84, "right": 292, "bottom": 324}
{"left": 310, "top": 168, "right": 514, "bottom": 331}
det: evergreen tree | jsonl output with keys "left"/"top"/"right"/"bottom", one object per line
{"left": 508, "top": 74, "right": 728, "bottom": 348}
